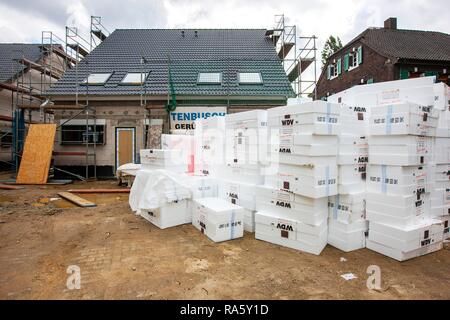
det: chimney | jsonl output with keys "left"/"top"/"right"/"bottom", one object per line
{"left": 181, "top": 30, "right": 185, "bottom": 37}
{"left": 384, "top": 17, "right": 397, "bottom": 30}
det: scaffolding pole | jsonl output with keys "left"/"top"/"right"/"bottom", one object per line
{"left": 267, "top": 14, "right": 318, "bottom": 98}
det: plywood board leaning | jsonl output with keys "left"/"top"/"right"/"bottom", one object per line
{"left": 16, "top": 124, "right": 56, "bottom": 184}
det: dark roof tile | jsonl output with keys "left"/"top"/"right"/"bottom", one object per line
{"left": 0, "top": 44, "right": 43, "bottom": 82}
{"left": 46, "top": 29, "right": 295, "bottom": 98}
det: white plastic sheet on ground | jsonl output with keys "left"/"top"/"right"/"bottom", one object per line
{"left": 116, "top": 163, "right": 142, "bottom": 177}
{"left": 129, "top": 169, "right": 191, "bottom": 212}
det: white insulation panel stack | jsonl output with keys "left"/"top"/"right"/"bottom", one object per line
{"left": 366, "top": 102, "right": 445, "bottom": 261}
{"left": 327, "top": 104, "right": 369, "bottom": 252}
{"left": 140, "top": 149, "right": 188, "bottom": 173}
{"left": 255, "top": 101, "right": 340, "bottom": 255}
{"left": 192, "top": 197, "right": 245, "bottom": 242}
{"left": 194, "top": 116, "right": 226, "bottom": 176}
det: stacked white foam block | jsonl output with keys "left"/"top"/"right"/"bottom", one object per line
{"left": 192, "top": 197, "right": 245, "bottom": 242}
{"left": 219, "top": 180, "right": 257, "bottom": 232}
{"left": 431, "top": 100, "right": 450, "bottom": 240}
{"left": 429, "top": 83, "right": 450, "bottom": 240}
{"left": 215, "top": 110, "right": 269, "bottom": 232}
{"left": 140, "top": 200, "right": 191, "bottom": 229}
{"left": 194, "top": 116, "right": 226, "bottom": 176}
{"left": 365, "top": 102, "right": 445, "bottom": 261}
{"left": 140, "top": 149, "right": 187, "bottom": 173}
{"left": 220, "top": 110, "right": 268, "bottom": 184}
{"left": 327, "top": 104, "right": 369, "bottom": 252}
{"left": 183, "top": 174, "right": 218, "bottom": 216}
{"left": 161, "top": 134, "right": 195, "bottom": 173}
{"left": 255, "top": 101, "right": 340, "bottom": 255}
{"left": 130, "top": 169, "right": 192, "bottom": 229}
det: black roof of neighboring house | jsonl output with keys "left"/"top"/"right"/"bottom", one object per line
{"left": 0, "top": 43, "right": 43, "bottom": 83}
{"left": 329, "top": 28, "right": 450, "bottom": 62}
{"left": 46, "top": 29, "right": 295, "bottom": 99}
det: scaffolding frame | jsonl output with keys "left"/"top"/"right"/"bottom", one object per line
{"left": 0, "top": 16, "right": 111, "bottom": 181}
{"left": 268, "top": 14, "right": 318, "bottom": 99}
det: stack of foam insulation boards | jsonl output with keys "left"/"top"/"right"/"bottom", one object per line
{"left": 216, "top": 111, "right": 269, "bottom": 232}
{"left": 161, "top": 134, "right": 195, "bottom": 173}
{"left": 194, "top": 116, "right": 225, "bottom": 176}
{"left": 140, "top": 149, "right": 188, "bottom": 173}
{"left": 192, "top": 197, "right": 245, "bottom": 242}
{"left": 430, "top": 84, "right": 450, "bottom": 240}
{"left": 129, "top": 169, "right": 191, "bottom": 229}
{"left": 364, "top": 103, "right": 445, "bottom": 261}
{"left": 327, "top": 104, "right": 369, "bottom": 252}
{"left": 255, "top": 102, "right": 340, "bottom": 255}
{"left": 329, "top": 78, "right": 450, "bottom": 260}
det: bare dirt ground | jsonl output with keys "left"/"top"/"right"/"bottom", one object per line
{"left": 0, "top": 179, "right": 449, "bottom": 300}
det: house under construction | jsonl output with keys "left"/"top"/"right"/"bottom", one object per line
{"left": 0, "top": 15, "right": 317, "bottom": 180}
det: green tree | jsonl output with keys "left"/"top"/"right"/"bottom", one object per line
{"left": 321, "top": 35, "right": 343, "bottom": 68}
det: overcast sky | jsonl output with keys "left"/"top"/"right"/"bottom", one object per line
{"left": 0, "top": 0, "right": 448, "bottom": 91}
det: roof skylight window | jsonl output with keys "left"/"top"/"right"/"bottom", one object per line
{"left": 238, "top": 72, "right": 263, "bottom": 84}
{"left": 197, "top": 72, "right": 222, "bottom": 84}
{"left": 82, "top": 73, "right": 112, "bottom": 85}
{"left": 121, "top": 72, "right": 149, "bottom": 85}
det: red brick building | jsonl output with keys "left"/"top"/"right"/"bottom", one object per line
{"left": 316, "top": 18, "right": 450, "bottom": 100}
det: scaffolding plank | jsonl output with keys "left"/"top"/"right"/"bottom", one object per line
{"left": 287, "top": 58, "right": 314, "bottom": 82}
{"left": 67, "top": 43, "right": 89, "bottom": 57}
{"left": 58, "top": 192, "right": 96, "bottom": 207}
{"left": 92, "top": 30, "right": 107, "bottom": 41}
{"left": 19, "top": 58, "right": 64, "bottom": 79}
{"left": 277, "top": 43, "right": 294, "bottom": 59}
{"left": 16, "top": 124, "right": 56, "bottom": 185}
{"left": 0, "top": 83, "right": 44, "bottom": 100}
{"left": 272, "top": 34, "right": 280, "bottom": 45}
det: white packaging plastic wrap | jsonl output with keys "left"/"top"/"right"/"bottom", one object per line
{"left": 129, "top": 169, "right": 191, "bottom": 213}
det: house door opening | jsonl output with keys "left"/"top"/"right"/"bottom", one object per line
{"left": 115, "top": 127, "right": 136, "bottom": 170}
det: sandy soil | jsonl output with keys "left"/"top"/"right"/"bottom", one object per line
{"left": 0, "top": 180, "right": 449, "bottom": 300}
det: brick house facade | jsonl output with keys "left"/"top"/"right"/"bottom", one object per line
{"left": 316, "top": 18, "right": 450, "bottom": 100}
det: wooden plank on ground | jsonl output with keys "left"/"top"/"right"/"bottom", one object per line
{"left": 0, "top": 184, "right": 24, "bottom": 190}
{"left": 16, "top": 124, "right": 56, "bottom": 185}
{"left": 58, "top": 192, "right": 96, "bottom": 208}
{"left": 68, "top": 189, "right": 130, "bottom": 194}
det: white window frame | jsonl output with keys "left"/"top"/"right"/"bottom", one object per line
{"left": 121, "top": 72, "right": 149, "bottom": 85}
{"left": 82, "top": 73, "right": 112, "bottom": 85}
{"left": 348, "top": 48, "right": 360, "bottom": 71}
{"left": 329, "top": 62, "right": 338, "bottom": 80}
{"left": 197, "top": 72, "right": 222, "bottom": 84}
{"left": 238, "top": 72, "right": 263, "bottom": 84}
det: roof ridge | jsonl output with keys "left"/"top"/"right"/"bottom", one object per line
{"left": 113, "top": 28, "right": 267, "bottom": 31}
